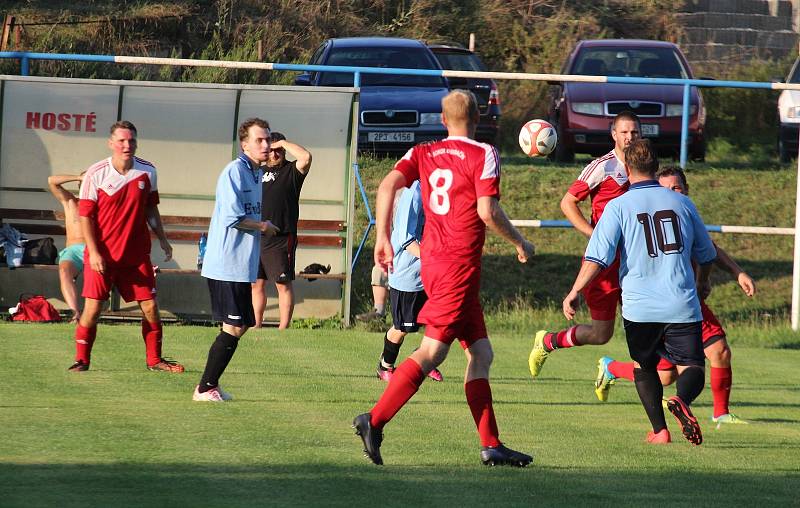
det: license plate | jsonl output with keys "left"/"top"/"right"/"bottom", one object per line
{"left": 641, "top": 124, "right": 659, "bottom": 137}
{"left": 368, "top": 132, "right": 414, "bottom": 142}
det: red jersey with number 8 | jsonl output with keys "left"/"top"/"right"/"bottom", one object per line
{"left": 394, "top": 136, "right": 500, "bottom": 266}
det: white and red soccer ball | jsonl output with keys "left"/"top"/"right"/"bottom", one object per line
{"left": 518, "top": 119, "right": 557, "bottom": 157}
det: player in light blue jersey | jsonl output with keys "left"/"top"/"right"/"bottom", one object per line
{"left": 563, "top": 139, "right": 716, "bottom": 446}
{"left": 193, "top": 118, "right": 278, "bottom": 402}
{"left": 375, "top": 181, "right": 443, "bottom": 382}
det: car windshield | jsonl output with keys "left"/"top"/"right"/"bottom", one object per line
{"left": 319, "top": 47, "right": 447, "bottom": 87}
{"left": 788, "top": 59, "right": 800, "bottom": 83}
{"left": 432, "top": 51, "right": 487, "bottom": 72}
{"left": 571, "top": 47, "right": 689, "bottom": 79}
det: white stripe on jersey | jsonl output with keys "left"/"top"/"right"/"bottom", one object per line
{"left": 577, "top": 151, "right": 614, "bottom": 182}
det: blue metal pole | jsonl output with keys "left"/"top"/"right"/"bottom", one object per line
{"left": 680, "top": 83, "right": 690, "bottom": 169}
{"left": 351, "top": 162, "right": 374, "bottom": 271}
{"left": 20, "top": 56, "right": 29, "bottom": 76}
{"left": 353, "top": 71, "right": 360, "bottom": 88}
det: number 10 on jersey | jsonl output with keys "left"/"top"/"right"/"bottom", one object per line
{"left": 637, "top": 210, "right": 684, "bottom": 258}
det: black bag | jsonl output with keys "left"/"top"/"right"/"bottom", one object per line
{"left": 22, "top": 237, "right": 58, "bottom": 264}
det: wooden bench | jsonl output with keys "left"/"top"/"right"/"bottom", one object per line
{"left": 0, "top": 207, "right": 347, "bottom": 280}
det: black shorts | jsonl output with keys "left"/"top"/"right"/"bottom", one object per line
{"left": 207, "top": 278, "right": 255, "bottom": 328}
{"left": 623, "top": 318, "right": 704, "bottom": 370}
{"left": 257, "top": 233, "right": 297, "bottom": 283}
{"left": 389, "top": 287, "right": 427, "bottom": 333}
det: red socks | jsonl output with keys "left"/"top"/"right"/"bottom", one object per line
{"left": 608, "top": 360, "right": 635, "bottom": 381}
{"left": 465, "top": 378, "right": 501, "bottom": 448}
{"left": 544, "top": 326, "right": 580, "bottom": 351}
{"left": 74, "top": 324, "right": 97, "bottom": 364}
{"left": 142, "top": 320, "right": 163, "bottom": 366}
{"left": 370, "top": 358, "right": 426, "bottom": 428}
{"left": 710, "top": 366, "right": 732, "bottom": 418}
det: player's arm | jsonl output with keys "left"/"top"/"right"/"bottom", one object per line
{"left": 47, "top": 174, "right": 81, "bottom": 204}
{"left": 688, "top": 199, "right": 718, "bottom": 300}
{"left": 560, "top": 191, "right": 593, "bottom": 238}
{"left": 477, "top": 196, "right": 534, "bottom": 263}
{"left": 272, "top": 139, "right": 312, "bottom": 174}
{"left": 235, "top": 218, "right": 279, "bottom": 236}
{"left": 563, "top": 260, "right": 604, "bottom": 320}
{"left": 375, "top": 170, "right": 407, "bottom": 271}
{"left": 80, "top": 215, "right": 105, "bottom": 274}
{"left": 712, "top": 241, "right": 756, "bottom": 297}
{"left": 146, "top": 204, "right": 173, "bottom": 262}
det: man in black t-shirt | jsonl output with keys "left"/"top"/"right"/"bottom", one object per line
{"left": 251, "top": 132, "right": 312, "bottom": 329}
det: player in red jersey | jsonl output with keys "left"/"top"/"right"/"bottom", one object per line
{"left": 528, "top": 111, "right": 640, "bottom": 378}
{"left": 353, "top": 90, "right": 536, "bottom": 467}
{"left": 68, "top": 121, "right": 184, "bottom": 373}
{"left": 595, "top": 166, "right": 755, "bottom": 426}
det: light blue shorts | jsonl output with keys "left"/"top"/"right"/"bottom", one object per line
{"left": 58, "top": 243, "right": 85, "bottom": 272}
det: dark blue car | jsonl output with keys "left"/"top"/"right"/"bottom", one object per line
{"left": 294, "top": 37, "right": 449, "bottom": 153}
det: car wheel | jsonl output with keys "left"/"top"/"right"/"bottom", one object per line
{"left": 551, "top": 121, "right": 574, "bottom": 163}
{"left": 779, "top": 137, "right": 792, "bottom": 164}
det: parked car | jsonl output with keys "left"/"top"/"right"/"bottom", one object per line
{"left": 294, "top": 37, "right": 449, "bottom": 153}
{"left": 777, "top": 57, "right": 800, "bottom": 163}
{"left": 548, "top": 39, "right": 706, "bottom": 162}
{"left": 427, "top": 43, "right": 500, "bottom": 144}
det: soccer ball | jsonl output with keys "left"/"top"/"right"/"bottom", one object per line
{"left": 519, "top": 119, "right": 557, "bottom": 157}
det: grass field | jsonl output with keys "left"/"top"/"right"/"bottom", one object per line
{"left": 2, "top": 322, "right": 798, "bottom": 507}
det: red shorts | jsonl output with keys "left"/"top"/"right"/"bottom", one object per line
{"left": 656, "top": 301, "right": 726, "bottom": 370}
{"left": 82, "top": 260, "right": 156, "bottom": 302}
{"left": 418, "top": 261, "right": 487, "bottom": 349}
{"left": 582, "top": 256, "right": 621, "bottom": 321}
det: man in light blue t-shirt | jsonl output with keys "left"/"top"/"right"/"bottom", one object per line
{"left": 193, "top": 118, "right": 278, "bottom": 402}
{"left": 563, "top": 139, "right": 716, "bottom": 446}
{"left": 375, "top": 181, "right": 442, "bottom": 383}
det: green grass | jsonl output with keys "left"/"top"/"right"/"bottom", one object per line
{"left": 2, "top": 322, "right": 799, "bottom": 507}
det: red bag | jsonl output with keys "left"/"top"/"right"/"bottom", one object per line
{"left": 12, "top": 294, "right": 61, "bottom": 322}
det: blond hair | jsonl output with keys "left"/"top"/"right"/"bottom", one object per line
{"left": 442, "top": 90, "right": 479, "bottom": 127}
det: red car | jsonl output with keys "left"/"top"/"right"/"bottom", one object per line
{"left": 548, "top": 39, "right": 706, "bottom": 162}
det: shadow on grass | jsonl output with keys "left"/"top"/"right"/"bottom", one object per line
{"left": 0, "top": 463, "right": 796, "bottom": 507}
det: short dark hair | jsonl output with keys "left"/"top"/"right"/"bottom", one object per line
{"left": 624, "top": 139, "right": 658, "bottom": 175}
{"left": 656, "top": 165, "right": 688, "bottom": 188}
{"left": 269, "top": 131, "right": 286, "bottom": 143}
{"left": 238, "top": 118, "right": 270, "bottom": 142}
{"left": 109, "top": 120, "right": 137, "bottom": 137}
{"left": 612, "top": 110, "right": 640, "bottom": 130}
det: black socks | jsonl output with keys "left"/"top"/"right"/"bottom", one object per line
{"left": 634, "top": 367, "right": 667, "bottom": 432}
{"left": 198, "top": 331, "right": 239, "bottom": 393}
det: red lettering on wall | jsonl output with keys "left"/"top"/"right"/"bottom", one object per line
{"left": 25, "top": 112, "right": 99, "bottom": 133}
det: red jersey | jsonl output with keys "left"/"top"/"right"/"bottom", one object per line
{"left": 79, "top": 156, "right": 159, "bottom": 266}
{"left": 567, "top": 150, "right": 629, "bottom": 225}
{"left": 394, "top": 136, "right": 500, "bottom": 266}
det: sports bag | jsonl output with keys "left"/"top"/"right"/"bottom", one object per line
{"left": 11, "top": 294, "right": 61, "bottom": 322}
{"left": 22, "top": 237, "right": 58, "bottom": 264}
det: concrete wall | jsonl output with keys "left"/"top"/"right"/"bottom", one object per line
{"left": 677, "top": 0, "right": 799, "bottom": 63}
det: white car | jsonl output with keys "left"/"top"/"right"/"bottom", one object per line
{"left": 778, "top": 57, "right": 800, "bottom": 163}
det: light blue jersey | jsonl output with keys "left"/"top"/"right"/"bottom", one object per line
{"left": 201, "top": 155, "right": 263, "bottom": 283}
{"left": 585, "top": 180, "right": 716, "bottom": 323}
{"left": 388, "top": 181, "right": 424, "bottom": 292}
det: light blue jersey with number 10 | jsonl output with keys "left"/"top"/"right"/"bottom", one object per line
{"left": 584, "top": 180, "right": 717, "bottom": 323}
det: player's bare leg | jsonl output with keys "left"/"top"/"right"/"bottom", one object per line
{"left": 69, "top": 297, "right": 103, "bottom": 371}
{"left": 58, "top": 260, "right": 81, "bottom": 322}
{"left": 530, "top": 318, "right": 615, "bottom": 378}
{"left": 251, "top": 279, "right": 267, "bottom": 328}
{"left": 276, "top": 281, "right": 294, "bottom": 329}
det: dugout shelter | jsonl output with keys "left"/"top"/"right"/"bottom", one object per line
{"left": 0, "top": 75, "right": 358, "bottom": 324}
